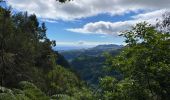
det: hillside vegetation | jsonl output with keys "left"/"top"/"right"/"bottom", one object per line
{"left": 0, "top": 7, "right": 94, "bottom": 99}
{"left": 60, "top": 44, "right": 122, "bottom": 86}
{"left": 0, "top": 2, "right": 170, "bottom": 100}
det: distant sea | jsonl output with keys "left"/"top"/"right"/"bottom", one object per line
{"left": 53, "top": 45, "right": 94, "bottom": 51}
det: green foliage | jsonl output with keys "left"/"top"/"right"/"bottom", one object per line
{"left": 0, "top": 6, "right": 94, "bottom": 100}
{"left": 2, "top": 2, "right": 169, "bottom": 100}
{"left": 101, "top": 21, "right": 170, "bottom": 100}
{"left": 18, "top": 81, "right": 50, "bottom": 100}
{"left": 0, "top": 81, "right": 49, "bottom": 100}
{"left": 100, "top": 76, "right": 118, "bottom": 91}
{"left": 47, "top": 65, "right": 80, "bottom": 95}
{"left": 47, "top": 65, "right": 94, "bottom": 99}
{"left": 51, "top": 94, "right": 76, "bottom": 100}
{"left": 62, "top": 45, "right": 122, "bottom": 86}
{"left": 55, "top": 51, "right": 71, "bottom": 68}
{"left": 71, "top": 55, "right": 106, "bottom": 85}
{"left": 0, "top": 86, "right": 16, "bottom": 100}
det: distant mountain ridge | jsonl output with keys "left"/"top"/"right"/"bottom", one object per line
{"left": 90, "top": 44, "right": 123, "bottom": 51}
{"left": 59, "top": 44, "right": 123, "bottom": 62}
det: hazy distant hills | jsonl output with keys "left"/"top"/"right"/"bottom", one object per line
{"left": 59, "top": 44, "right": 123, "bottom": 86}
{"left": 53, "top": 45, "right": 91, "bottom": 51}
{"left": 59, "top": 44, "right": 123, "bottom": 62}
{"left": 90, "top": 44, "right": 123, "bottom": 51}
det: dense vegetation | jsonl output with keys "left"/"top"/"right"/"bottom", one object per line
{"left": 0, "top": 1, "right": 170, "bottom": 100}
{"left": 99, "top": 21, "right": 170, "bottom": 99}
{"left": 61, "top": 44, "right": 122, "bottom": 86}
{"left": 0, "top": 6, "right": 94, "bottom": 100}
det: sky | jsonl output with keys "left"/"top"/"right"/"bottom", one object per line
{"left": 3, "top": 0, "right": 170, "bottom": 50}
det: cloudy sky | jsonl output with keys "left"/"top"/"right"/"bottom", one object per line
{"left": 4, "top": 0, "right": 170, "bottom": 49}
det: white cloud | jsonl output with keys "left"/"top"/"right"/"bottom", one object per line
{"left": 67, "top": 21, "right": 134, "bottom": 35}
{"left": 6, "top": 0, "right": 170, "bottom": 21}
{"left": 41, "top": 18, "right": 58, "bottom": 23}
{"left": 6, "top": 0, "right": 170, "bottom": 35}
{"left": 133, "top": 9, "right": 168, "bottom": 21}
{"left": 67, "top": 9, "right": 169, "bottom": 35}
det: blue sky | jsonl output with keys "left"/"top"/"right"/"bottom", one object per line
{"left": 3, "top": 0, "right": 170, "bottom": 49}
{"left": 42, "top": 10, "right": 144, "bottom": 47}
{"left": 44, "top": 13, "right": 133, "bottom": 45}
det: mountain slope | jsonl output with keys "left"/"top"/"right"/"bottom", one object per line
{"left": 59, "top": 44, "right": 123, "bottom": 86}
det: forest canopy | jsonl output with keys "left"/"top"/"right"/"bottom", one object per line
{"left": 0, "top": 1, "right": 170, "bottom": 100}
{"left": 0, "top": 5, "right": 94, "bottom": 100}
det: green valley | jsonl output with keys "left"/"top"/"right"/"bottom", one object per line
{"left": 0, "top": 1, "right": 170, "bottom": 100}
{"left": 60, "top": 44, "right": 122, "bottom": 86}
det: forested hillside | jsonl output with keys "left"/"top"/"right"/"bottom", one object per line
{"left": 0, "top": 1, "right": 170, "bottom": 100}
{"left": 60, "top": 44, "right": 122, "bottom": 86}
{"left": 0, "top": 5, "right": 94, "bottom": 100}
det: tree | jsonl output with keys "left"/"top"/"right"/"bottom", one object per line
{"left": 101, "top": 19, "right": 170, "bottom": 99}
{"left": 0, "top": 81, "right": 50, "bottom": 100}
{"left": 0, "top": 7, "right": 15, "bottom": 87}
{"left": 0, "top": 5, "right": 95, "bottom": 100}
